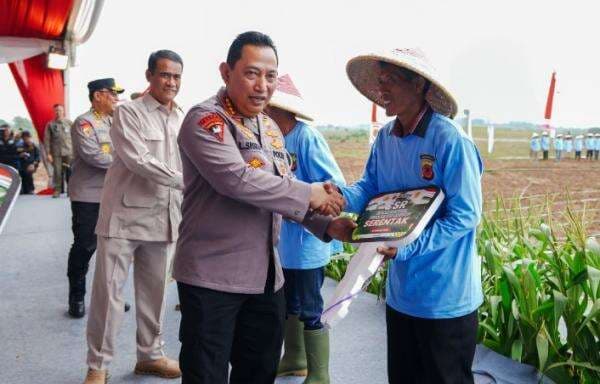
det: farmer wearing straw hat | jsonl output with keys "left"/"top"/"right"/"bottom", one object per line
{"left": 554, "top": 133, "right": 563, "bottom": 162}
{"left": 530, "top": 132, "right": 541, "bottom": 160}
{"left": 333, "top": 48, "right": 483, "bottom": 383}
{"left": 585, "top": 132, "right": 594, "bottom": 160}
{"left": 266, "top": 74, "right": 345, "bottom": 383}
{"left": 574, "top": 134, "right": 584, "bottom": 160}
{"left": 541, "top": 130, "right": 550, "bottom": 160}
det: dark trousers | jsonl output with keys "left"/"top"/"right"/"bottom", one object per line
{"left": 576, "top": 151, "right": 581, "bottom": 160}
{"left": 386, "top": 305, "right": 478, "bottom": 384}
{"left": 177, "top": 282, "right": 286, "bottom": 384}
{"left": 283, "top": 267, "right": 325, "bottom": 330}
{"left": 586, "top": 150, "right": 593, "bottom": 159}
{"left": 67, "top": 201, "right": 100, "bottom": 299}
{"left": 18, "top": 169, "right": 34, "bottom": 194}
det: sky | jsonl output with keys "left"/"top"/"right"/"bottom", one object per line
{"left": 1, "top": 0, "right": 600, "bottom": 127}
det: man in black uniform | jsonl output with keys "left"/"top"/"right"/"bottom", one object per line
{"left": 16, "top": 131, "right": 40, "bottom": 194}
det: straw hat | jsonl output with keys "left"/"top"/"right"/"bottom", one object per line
{"left": 542, "top": 131, "right": 549, "bottom": 136}
{"left": 268, "top": 74, "right": 314, "bottom": 121}
{"left": 556, "top": 134, "right": 563, "bottom": 138}
{"left": 532, "top": 133, "right": 539, "bottom": 138}
{"left": 346, "top": 48, "right": 458, "bottom": 118}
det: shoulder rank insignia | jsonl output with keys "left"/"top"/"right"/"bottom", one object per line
{"left": 270, "top": 138, "right": 283, "bottom": 150}
{"left": 198, "top": 113, "right": 225, "bottom": 143}
{"left": 80, "top": 121, "right": 93, "bottom": 137}
{"left": 247, "top": 157, "right": 265, "bottom": 169}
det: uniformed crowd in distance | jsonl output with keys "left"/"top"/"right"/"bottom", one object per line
{"left": 530, "top": 131, "right": 600, "bottom": 161}
{"left": 18, "top": 30, "right": 486, "bottom": 384}
{"left": 0, "top": 124, "right": 41, "bottom": 194}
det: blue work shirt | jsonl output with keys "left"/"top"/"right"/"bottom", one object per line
{"left": 575, "top": 138, "right": 583, "bottom": 151}
{"left": 278, "top": 121, "right": 346, "bottom": 269}
{"left": 554, "top": 138, "right": 563, "bottom": 151}
{"left": 340, "top": 109, "right": 484, "bottom": 319}
{"left": 530, "top": 138, "right": 541, "bottom": 151}
{"left": 541, "top": 136, "right": 550, "bottom": 150}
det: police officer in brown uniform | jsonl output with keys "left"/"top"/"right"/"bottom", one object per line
{"left": 67, "top": 78, "right": 124, "bottom": 318}
{"left": 44, "top": 103, "right": 73, "bottom": 197}
{"left": 174, "top": 31, "right": 352, "bottom": 384}
{"left": 83, "top": 51, "right": 185, "bottom": 384}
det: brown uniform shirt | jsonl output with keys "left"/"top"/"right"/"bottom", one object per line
{"left": 173, "top": 89, "right": 331, "bottom": 294}
{"left": 95, "top": 94, "right": 184, "bottom": 242}
{"left": 69, "top": 110, "right": 113, "bottom": 203}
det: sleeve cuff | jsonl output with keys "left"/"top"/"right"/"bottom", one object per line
{"left": 301, "top": 210, "right": 333, "bottom": 242}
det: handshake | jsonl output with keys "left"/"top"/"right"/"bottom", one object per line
{"left": 309, "top": 181, "right": 345, "bottom": 216}
{"left": 309, "top": 182, "right": 358, "bottom": 242}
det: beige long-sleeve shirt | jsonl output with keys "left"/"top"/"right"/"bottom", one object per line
{"left": 95, "top": 94, "right": 184, "bottom": 242}
{"left": 44, "top": 118, "right": 72, "bottom": 156}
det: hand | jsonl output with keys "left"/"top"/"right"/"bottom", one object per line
{"left": 310, "top": 183, "right": 344, "bottom": 216}
{"left": 47, "top": 154, "right": 53, "bottom": 163}
{"left": 326, "top": 216, "right": 357, "bottom": 242}
{"left": 376, "top": 246, "right": 397, "bottom": 262}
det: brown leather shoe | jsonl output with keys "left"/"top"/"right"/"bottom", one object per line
{"left": 134, "top": 357, "right": 181, "bottom": 378}
{"left": 83, "top": 369, "right": 107, "bottom": 384}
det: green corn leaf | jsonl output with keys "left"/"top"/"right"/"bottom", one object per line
{"left": 553, "top": 290, "right": 567, "bottom": 325}
{"left": 511, "top": 339, "right": 523, "bottom": 362}
{"left": 490, "top": 295, "right": 502, "bottom": 323}
{"left": 570, "top": 269, "right": 588, "bottom": 288}
{"left": 503, "top": 266, "right": 522, "bottom": 298}
{"left": 585, "top": 237, "right": 600, "bottom": 257}
{"left": 511, "top": 299, "right": 520, "bottom": 320}
{"left": 479, "top": 321, "right": 500, "bottom": 342}
{"left": 536, "top": 329, "right": 549, "bottom": 371}
{"left": 527, "top": 263, "right": 542, "bottom": 290}
{"left": 587, "top": 266, "right": 600, "bottom": 299}
{"left": 500, "top": 279, "right": 512, "bottom": 310}
{"left": 576, "top": 299, "right": 600, "bottom": 335}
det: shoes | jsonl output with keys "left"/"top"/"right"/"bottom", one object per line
{"left": 83, "top": 369, "right": 107, "bottom": 384}
{"left": 134, "top": 357, "right": 181, "bottom": 378}
{"left": 69, "top": 299, "right": 85, "bottom": 318}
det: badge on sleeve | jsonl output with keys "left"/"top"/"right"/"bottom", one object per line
{"left": 247, "top": 157, "right": 265, "bottom": 169}
{"left": 420, "top": 154, "right": 435, "bottom": 180}
{"left": 101, "top": 143, "right": 111, "bottom": 154}
{"left": 270, "top": 138, "right": 283, "bottom": 150}
{"left": 80, "top": 121, "right": 93, "bottom": 137}
{"left": 198, "top": 113, "right": 226, "bottom": 143}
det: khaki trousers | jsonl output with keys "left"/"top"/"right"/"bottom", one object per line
{"left": 86, "top": 236, "right": 174, "bottom": 370}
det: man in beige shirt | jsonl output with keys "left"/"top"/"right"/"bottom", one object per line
{"left": 83, "top": 50, "right": 184, "bottom": 384}
{"left": 44, "top": 103, "right": 73, "bottom": 197}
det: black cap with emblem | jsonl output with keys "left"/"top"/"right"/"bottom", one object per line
{"left": 87, "top": 78, "right": 125, "bottom": 94}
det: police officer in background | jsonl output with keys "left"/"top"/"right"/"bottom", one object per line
{"left": 174, "top": 31, "right": 351, "bottom": 384}
{"left": 44, "top": 103, "right": 73, "bottom": 197}
{"left": 67, "top": 78, "right": 124, "bottom": 318}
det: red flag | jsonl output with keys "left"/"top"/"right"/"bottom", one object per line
{"left": 277, "top": 74, "right": 302, "bottom": 98}
{"left": 544, "top": 71, "right": 556, "bottom": 120}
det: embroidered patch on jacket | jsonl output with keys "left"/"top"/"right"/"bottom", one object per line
{"left": 198, "top": 113, "right": 225, "bottom": 142}
{"left": 80, "top": 121, "right": 93, "bottom": 136}
{"left": 100, "top": 143, "right": 111, "bottom": 154}
{"left": 289, "top": 153, "right": 298, "bottom": 172}
{"left": 420, "top": 154, "right": 435, "bottom": 180}
{"left": 247, "top": 157, "right": 265, "bottom": 169}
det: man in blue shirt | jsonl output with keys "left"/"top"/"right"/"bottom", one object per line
{"left": 338, "top": 48, "right": 483, "bottom": 383}
{"left": 266, "top": 74, "right": 345, "bottom": 384}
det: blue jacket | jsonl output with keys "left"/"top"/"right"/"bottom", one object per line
{"left": 278, "top": 122, "right": 345, "bottom": 269}
{"left": 340, "top": 110, "right": 484, "bottom": 318}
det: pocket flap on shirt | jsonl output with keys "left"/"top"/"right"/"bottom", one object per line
{"left": 123, "top": 193, "right": 157, "bottom": 208}
{"left": 141, "top": 128, "right": 164, "bottom": 141}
